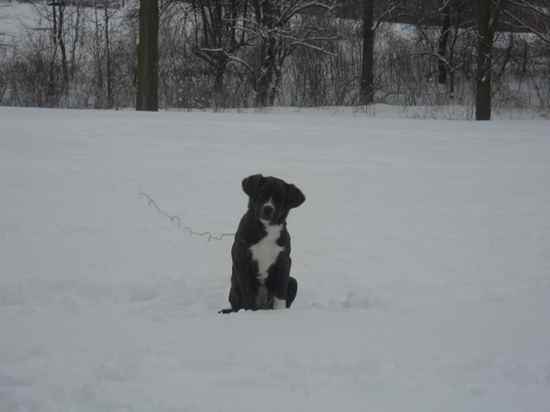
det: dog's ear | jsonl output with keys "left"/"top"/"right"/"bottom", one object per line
{"left": 242, "top": 174, "right": 263, "bottom": 199}
{"left": 287, "top": 184, "right": 305, "bottom": 209}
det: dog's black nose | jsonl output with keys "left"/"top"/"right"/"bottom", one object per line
{"left": 261, "top": 205, "right": 274, "bottom": 219}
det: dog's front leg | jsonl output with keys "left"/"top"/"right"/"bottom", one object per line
{"left": 220, "top": 278, "right": 255, "bottom": 313}
{"left": 272, "top": 278, "right": 288, "bottom": 309}
{"left": 267, "top": 259, "right": 291, "bottom": 310}
{"left": 273, "top": 296, "right": 286, "bottom": 309}
{"left": 271, "top": 275, "right": 288, "bottom": 309}
{"left": 239, "top": 273, "right": 258, "bottom": 310}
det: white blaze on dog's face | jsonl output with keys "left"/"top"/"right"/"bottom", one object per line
{"left": 259, "top": 198, "right": 275, "bottom": 225}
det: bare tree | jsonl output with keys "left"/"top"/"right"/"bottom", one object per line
{"left": 241, "top": 0, "right": 335, "bottom": 107}
{"left": 90, "top": 0, "right": 116, "bottom": 108}
{"left": 93, "top": 1, "right": 104, "bottom": 107}
{"left": 20, "top": 0, "right": 71, "bottom": 105}
{"left": 39, "top": 0, "right": 70, "bottom": 104}
{"left": 437, "top": 0, "right": 451, "bottom": 85}
{"left": 359, "top": 0, "right": 403, "bottom": 105}
{"left": 69, "top": 2, "right": 82, "bottom": 80}
{"left": 190, "top": 0, "right": 249, "bottom": 108}
{"left": 360, "top": 0, "right": 374, "bottom": 104}
{"left": 103, "top": 0, "right": 114, "bottom": 108}
{"left": 53, "top": 1, "right": 69, "bottom": 92}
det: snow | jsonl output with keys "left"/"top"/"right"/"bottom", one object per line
{"left": 0, "top": 3, "right": 40, "bottom": 42}
{"left": 1, "top": 106, "right": 550, "bottom": 412}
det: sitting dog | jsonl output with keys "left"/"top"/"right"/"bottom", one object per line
{"left": 220, "top": 174, "right": 305, "bottom": 313}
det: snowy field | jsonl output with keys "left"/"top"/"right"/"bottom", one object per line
{"left": 0, "top": 2, "right": 45, "bottom": 41}
{"left": 1, "top": 107, "right": 550, "bottom": 412}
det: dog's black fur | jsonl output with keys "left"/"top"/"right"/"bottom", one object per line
{"left": 219, "top": 174, "right": 305, "bottom": 313}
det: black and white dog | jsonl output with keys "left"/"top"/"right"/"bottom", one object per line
{"left": 220, "top": 174, "right": 305, "bottom": 313}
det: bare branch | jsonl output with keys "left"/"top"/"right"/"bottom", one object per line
{"left": 502, "top": 4, "right": 550, "bottom": 43}
{"left": 289, "top": 39, "right": 336, "bottom": 56}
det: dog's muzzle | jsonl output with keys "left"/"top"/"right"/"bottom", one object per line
{"left": 261, "top": 205, "right": 274, "bottom": 220}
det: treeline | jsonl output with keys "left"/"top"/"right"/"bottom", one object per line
{"left": 0, "top": 0, "right": 549, "bottom": 119}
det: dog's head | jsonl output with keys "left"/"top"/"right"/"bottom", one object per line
{"left": 242, "top": 174, "right": 305, "bottom": 225}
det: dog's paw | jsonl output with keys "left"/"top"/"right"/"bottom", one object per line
{"left": 218, "top": 308, "right": 235, "bottom": 314}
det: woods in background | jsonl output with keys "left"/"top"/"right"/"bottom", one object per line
{"left": 0, "top": 0, "right": 549, "bottom": 119}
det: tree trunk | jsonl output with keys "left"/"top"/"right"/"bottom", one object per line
{"left": 360, "top": 0, "right": 374, "bottom": 105}
{"left": 57, "top": 3, "right": 69, "bottom": 96}
{"left": 438, "top": 2, "right": 450, "bottom": 85}
{"left": 70, "top": 3, "right": 81, "bottom": 81}
{"left": 136, "top": 0, "right": 159, "bottom": 111}
{"left": 213, "top": 63, "right": 225, "bottom": 110}
{"left": 93, "top": 3, "right": 103, "bottom": 109}
{"left": 268, "top": 64, "right": 282, "bottom": 106}
{"left": 47, "top": 4, "right": 59, "bottom": 106}
{"left": 475, "top": 0, "right": 502, "bottom": 120}
{"left": 104, "top": 3, "right": 113, "bottom": 109}
{"left": 255, "top": 38, "right": 277, "bottom": 107}
{"left": 448, "top": 17, "right": 461, "bottom": 99}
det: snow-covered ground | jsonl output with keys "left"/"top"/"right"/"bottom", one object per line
{"left": 0, "top": 2, "right": 41, "bottom": 42}
{"left": 1, "top": 107, "right": 550, "bottom": 412}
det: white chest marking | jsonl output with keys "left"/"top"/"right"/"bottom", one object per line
{"left": 250, "top": 223, "right": 284, "bottom": 284}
